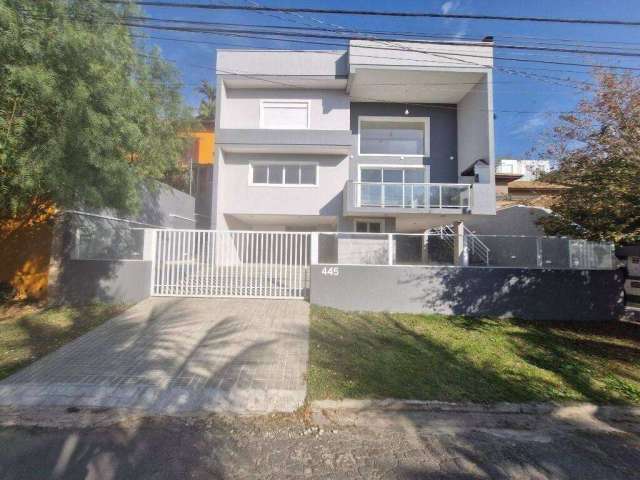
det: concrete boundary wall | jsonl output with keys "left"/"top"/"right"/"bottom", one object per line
{"left": 54, "top": 260, "right": 152, "bottom": 305}
{"left": 310, "top": 265, "right": 625, "bottom": 322}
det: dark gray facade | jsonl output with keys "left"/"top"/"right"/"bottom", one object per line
{"left": 349, "top": 103, "right": 459, "bottom": 184}
{"left": 310, "top": 265, "right": 625, "bottom": 322}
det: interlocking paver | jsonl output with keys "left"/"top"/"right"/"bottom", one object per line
{"left": 0, "top": 297, "right": 309, "bottom": 413}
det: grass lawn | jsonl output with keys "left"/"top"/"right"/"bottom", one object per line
{"left": 309, "top": 307, "right": 640, "bottom": 404}
{"left": 0, "top": 302, "right": 127, "bottom": 381}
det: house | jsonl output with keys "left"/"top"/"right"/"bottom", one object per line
{"left": 496, "top": 158, "right": 551, "bottom": 179}
{"left": 210, "top": 39, "right": 496, "bottom": 236}
{"left": 495, "top": 158, "right": 563, "bottom": 209}
{"left": 465, "top": 159, "right": 562, "bottom": 238}
{"left": 181, "top": 129, "right": 215, "bottom": 228}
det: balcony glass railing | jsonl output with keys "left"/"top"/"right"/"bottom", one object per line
{"left": 351, "top": 182, "right": 471, "bottom": 209}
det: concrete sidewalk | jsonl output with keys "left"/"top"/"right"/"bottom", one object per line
{"left": 0, "top": 298, "right": 309, "bottom": 414}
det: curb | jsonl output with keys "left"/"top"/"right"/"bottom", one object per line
{"left": 311, "top": 399, "right": 640, "bottom": 418}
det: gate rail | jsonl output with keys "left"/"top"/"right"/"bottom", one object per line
{"left": 150, "top": 230, "right": 311, "bottom": 299}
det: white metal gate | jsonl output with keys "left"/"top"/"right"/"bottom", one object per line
{"left": 150, "top": 230, "right": 311, "bottom": 299}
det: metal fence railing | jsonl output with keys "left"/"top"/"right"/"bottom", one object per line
{"left": 316, "top": 233, "right": 616, "bottom": 270}
{"left": 348, "top": 181, "right": 471, "bottom": 210}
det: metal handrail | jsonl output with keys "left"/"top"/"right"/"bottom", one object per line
{"left": 430, "top": 225, "right": 491, "bottom": 266}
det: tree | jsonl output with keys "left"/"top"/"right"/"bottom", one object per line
{"left": 0, "top": 0, "right": 193, "bottom": 217}
{"left": 538, "top": 70, "right": 640, "bottom": 244}
{"left": 197, "top": 80, "right": 216, "bottom": 125}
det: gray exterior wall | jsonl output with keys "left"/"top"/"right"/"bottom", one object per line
{"left": 464, "top": 206, "right": 549, "bottom": 237}
{"left": 216, "top": 129, "right": 352, "bottom": 152}
{"left": 216, "top": 152, "right": 349, "bottom": 225}
{"left": 310, "top": 265, "right": 625, "bottom": 322}
{"left": 349, "top": 103, "right": 459, "bottom": 184}
{"left": 349, "top": 40, "right": 493, "bottom": 70}
{"left": 217, "top": 49, "right": 348, "bottom": 77}
{"left": 77, "top": 181, "right": 196, "bottom": 229}
{"left": 55, "top": 260, "right": 151, "bottom": 305}
{"left": 220, "top": 88, "right": 350, "bottom": 131}
{"left": 48, "top": 182, "right": 192, "bottom": 305}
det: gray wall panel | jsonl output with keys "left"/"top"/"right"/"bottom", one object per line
{"left": 349, "top": 103, "right": 459, "bottom": 184}
{"left": 311, "top": 265, "right": 625, "bottom": 322}
{"left": 57, "top": 260, "right": 151, "bottom": 305}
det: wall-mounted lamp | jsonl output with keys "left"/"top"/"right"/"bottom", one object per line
{"left": 404, "top": 105, "right": 410, "bottom": 115}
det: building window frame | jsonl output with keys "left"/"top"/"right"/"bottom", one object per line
{"left": 358, "top": 115, "right": 430, "bottom": 158}
{"left": 259, "top": 100, "right": 311, "bottom": 130}
{"left": 248, "top": 161, "right": 319, "bottom": 187}
{"left": 354, "top": 218, "right": 385, "bottom": 233}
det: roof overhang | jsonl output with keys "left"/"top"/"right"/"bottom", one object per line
{"left": 348, "top": 68, "right": 486, "bottom": 103}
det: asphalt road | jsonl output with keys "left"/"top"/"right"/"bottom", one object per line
{"left": 0, "top": 405, "right": 639, "bottom": 479}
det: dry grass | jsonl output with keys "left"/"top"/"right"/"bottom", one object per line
{"left": 0, "top": 302, "right": 127, "bottom": 380}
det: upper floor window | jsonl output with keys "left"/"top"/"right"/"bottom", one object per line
{"left": 250, "top": 163, "right": 317, "bottom": 186}
{"left": 359, "top": 116, "right": 429, "bottom": 157}
{"left": 259, "top": 100, "right": 310, "bottom": 129}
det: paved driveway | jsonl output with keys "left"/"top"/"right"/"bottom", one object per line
{"left": 0, "top": 298, "right": 309, "bottom": 414}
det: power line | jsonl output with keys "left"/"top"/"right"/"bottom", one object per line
{"left": 133, "top": 32, "right": 594, "bottom": 76}
{"left": 121, "top": 21, "right": 640, "bottom": 72}
{"left": 20, "top": 9, "right": 640, "bottom": 73}
{"left": 102, "top": 1, "right": 640, "bottom": 27}
{"left": 229, "top": 0, "right": 588, "bottom": 93}
{"left": 18, "top": 9, "right": 607, "bottom": 93}
{"left": 133, "top": 33, "right": 591, "bottom": 91}
{"left": 211, "top": 65, "right": 579, "bottom": 115}
{"left": 127, "top": 15, "right": 640, "bottom": 58}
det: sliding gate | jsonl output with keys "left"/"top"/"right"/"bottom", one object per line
{"left": 151, "top": 230, "right": 311, "bottom": 299}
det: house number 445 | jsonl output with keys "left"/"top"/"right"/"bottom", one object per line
{"left": 321, "top": 267, "right": 340, "bottom": 276}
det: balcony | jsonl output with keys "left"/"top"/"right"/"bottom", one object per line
{"left": 343, "top": 181, "right": 472, "bottom": 216}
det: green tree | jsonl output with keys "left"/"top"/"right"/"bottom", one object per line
{"left": 539, "top": 71, "right": 640, "bottom": 244}
{"left": 197, "top": 80, "right": 216, "bottom": 125}
{"left": 0, "top": 0, "right": 193, "bottom": 217}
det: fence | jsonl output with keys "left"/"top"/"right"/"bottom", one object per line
{"left": 65, "top": 225, "right": 616, "bottom": 304}
{"left": 316, "top": 232, "right": 615, "bottom": 270}
{"left": 151, "top": 230, "right": 311, "bottom": 298}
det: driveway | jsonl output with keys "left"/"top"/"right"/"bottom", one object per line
{"left": 0, "top": 298, "right": 309, "bottom": 414}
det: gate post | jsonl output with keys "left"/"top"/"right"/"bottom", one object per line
{"left": 143, "top": 229, "right": 158, "bottom": 295}
{"left": 310, "top": 232, "right": 319, "bottom": 265}
{"left": 453, "top": 221, "right": 468, "bottom": 266}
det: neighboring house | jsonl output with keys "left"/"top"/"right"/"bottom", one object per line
{"left": 211, "top": 39, "right": 496, "bottom": 234}
{"left": 182, "top": 129, "right": 215, "bottom": 228}
{"left": 495, "top": 158, "right": 562, "bottom": 207}
{"left": 617, "top": 245, "right": 640, "bottom": 303}
{"left": 496, "top": 158, "right": 551, "bottom": 179}
{"left": 466, "top": 159, "right": 562, "bottom": 237}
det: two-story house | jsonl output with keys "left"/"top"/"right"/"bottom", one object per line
{"left": 211, "top": 39, "right": 496, "bottom": 235}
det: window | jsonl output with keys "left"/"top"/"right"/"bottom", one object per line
{"left": 250, "top": 163, "right": 317, "bottom": 186}
{"left": 359, "top": 166, "right": 427, "bottom": 207}
{"left": 260, "top": 100, "right": 310, "bottom": 129}
{"left": 355, "top": 220, "right": 384, "bottom": 233}
{"left": 359, "top": 117, "right": 428, "bottom": 156}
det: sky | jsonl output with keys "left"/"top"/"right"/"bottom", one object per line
{"left": 136, "top": 0, "right": 640, "bottom": 158}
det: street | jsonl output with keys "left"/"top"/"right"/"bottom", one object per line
{"left": 0, "top": 404, "right": 639, "bottom": 479}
